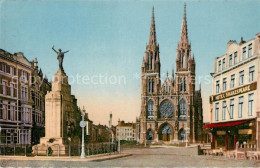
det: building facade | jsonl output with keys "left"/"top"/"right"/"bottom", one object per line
{"left": 0, "top": 49, "right": 50, "bottom": 145}
{"left": 137, "top": 4, "right": 203, "bottom": 144}
{"left": 116, "top": 120, "right": 137, "bottom": 141}
{"left": 206, "top": 33, "right": 260, "bottom": 150}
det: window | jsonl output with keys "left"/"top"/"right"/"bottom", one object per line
{"left": 2, "top": 81, "right": 7, "bottom": 96}
{"left": 180, "top": 78, "right": 186, "bottom": 92}
{"left": 148, "top": 79, "right": 154, "bottom": 93}
{"left": 238, "top": 96, "right": 243, "bottom": 118}
{"left": 242, "top": 47, "right": 246, "bottom": 60}
{"left": 215, "top": 103, "right": 219, "bottom": 121}
{"left": 222, "top": 78, "right": 227, "bottom": 91}
{"left": 0, "top": 62, "right": 7, "bottom": 72}
{"left": 21, "top": 70, "right": 28, "bottom": 82}
{"left": 216, "top": 80, "right": 220, "bottom": 93}
{"left": 234, "top": 52, "right": 238, "bottom": 64}
{"left": 230, "top": 99, "right": 234, "bottom": 119}
{"left": 248, "top": 43, "right": 252, "bottom": 57}
{"left": 239, "top": 71, "right": 244, "bottom": 86}
{"left": 230, "top": 74, "right": 235, "bottom": 89}
{"left": 229, "top": 54, "right": 233, "bottom": 67}
{"left": 248, "top": 93, "right": 254, "bottom": 116}
{"left": 222, "top": 101, "right": 226, "bottom": 120}
{"left": 182, "top": 50, "right": 185, "bottom": 68}
{"left": 10, "top": 83, "right": 14, "bottom": 97}
{"left": 147, "top": 100, "right": 154, "bottom": 118}
{"left": 222, "top": 58, "right": 226, "bottom": 70}
{"left": 2, "top": 103, "right": 7, "bottom": 120}
{"left": 21, "top": 86, "right": 28, "bottom": 101}
{"left": 218, "top": 60, "right": 221, "bottom": 72}
{"left": 0, "top": 101, "right": 2, "bottom": 119}
{"left": 249, "top": 66, "right": 255, "bottom": 82}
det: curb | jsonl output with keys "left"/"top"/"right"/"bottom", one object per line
{"left": 0, "top": 153, "right": 132, "bottom": 162}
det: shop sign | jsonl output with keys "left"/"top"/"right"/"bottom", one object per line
{"left": 212, "top": 82, "right": 257, "bottom": 102}
{"left": 216, "top": 131, "right": 226, "bottom": 135}
{"left": 238, "top": 129, "right": 252, "bottom": 134}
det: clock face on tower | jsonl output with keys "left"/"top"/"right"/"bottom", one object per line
{"left": 159, "top": 100, "right": 174, "bottom": 118}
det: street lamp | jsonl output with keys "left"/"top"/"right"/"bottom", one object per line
{"left": 80, "top": 107, "right": 86, "bottom": 159}
{"left": 118, "top": 118, "right": 120, "bottom": 153}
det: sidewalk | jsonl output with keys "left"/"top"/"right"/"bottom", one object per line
{"left": 0, "top": 152, "right": 132, "bottom": 162}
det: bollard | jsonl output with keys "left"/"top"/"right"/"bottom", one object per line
{"left": 47, "top": 145, "right": 48, "bottom": 157}
{"left": 14, "top": 144, "right": 16, "bottom": 156}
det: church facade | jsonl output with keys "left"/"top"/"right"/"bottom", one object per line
{"left": 137, "top": 4, "right": 203, "bottom": 144}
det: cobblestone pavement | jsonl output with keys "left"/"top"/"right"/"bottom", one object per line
{"left": 0, "top": 147, "right": 259, "bottom": 167}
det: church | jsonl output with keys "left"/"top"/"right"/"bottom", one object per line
{"left": 137, "top": 4, "right": 203, "bottom": 144}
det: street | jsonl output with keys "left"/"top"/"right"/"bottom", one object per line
{"left": 1, "top": 147, "right": 259, "bottom": 167}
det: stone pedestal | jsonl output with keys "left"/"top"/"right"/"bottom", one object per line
{"left": 33, "top": 69, "right": 77, "bottom": 156}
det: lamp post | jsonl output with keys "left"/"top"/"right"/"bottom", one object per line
{"left": 118, "top": 118, "right": 120, "bottom": 153}
{"left": 80, "top": 107, "right": 86, "bottom": 159}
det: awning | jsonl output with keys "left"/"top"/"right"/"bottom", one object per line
{"left": 203, "top": 120, "right": 248, "bottom": 129}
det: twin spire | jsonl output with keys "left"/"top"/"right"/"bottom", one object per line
{"left": 148, "top": 4, "right": 189, "bottom": 47}
{"left": 148, "top": 7, "right": 157, "bottom": 46}
{"left": 179, "top": 3, "right": 189, "bottom": 47}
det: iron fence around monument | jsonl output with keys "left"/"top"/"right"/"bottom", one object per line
{"left": 0, "top": 142, "right": 118, "bottom": 157}
{"left": 0, "top": 144, "right": 32, "bottom": 156}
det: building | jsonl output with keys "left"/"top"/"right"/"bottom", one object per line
{"left": 137, "top": 4, "right": 203, "bottom": 144}
{"left": 116, "top": 120, "right": 137, "bottom": 141}
{"left": 205, "top": 33, "right": 260, "bottom": 150}
{"left": 0, "top": 49, "right": 50, "bottom": 145}
{"left": 30, "top": 58, "right": 51, "bottom": 145}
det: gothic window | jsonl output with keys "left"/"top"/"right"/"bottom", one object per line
{"left": 179, "top": 78, "right": 186, "bottom": 92}
{"left": 149, "top": 52, "right": 153, "bottom": 70}
{"left": 183, "top": 78, "right": 186, "bottom": 91}
{"left": 179, "top": 99, "right": 187, "bottom": 120}
{"left": 147, "top": 100, "right": 154, "bottom": 118}
{"left": 162, "top": 125, "right": 172, "bottom": 134}
{"left": 159, "top": 100, "right": 174, "bottom": 118}
{"left": 152, "top": 79, "right": 154, "bottom": 93}
{"left": 182, "top": 50, "right": 185, "bottom": 68}
{"left": 179, "top": 51, "right": 181, "bottom": 68}
{"left": 187, "top": 50, "right": 189, "bottom": 67}
{"left": 148, "top": 79, "right": 154, "bottom": 93}
{"left": 180, "top": 78, "right": 183, "bottom": 92}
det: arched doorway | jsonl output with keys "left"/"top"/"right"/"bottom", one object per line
{"left": 146, "top": 129, "right": 153, "bottom": 141}
{"left": 179, "top": 129, "right": 186, "bottom": 141}
{"left": 159, "top": 124, "right": 172, "bottom": 141}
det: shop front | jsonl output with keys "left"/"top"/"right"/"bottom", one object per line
{"left": 204, "top": 119, "right": 256, "bottom": 150}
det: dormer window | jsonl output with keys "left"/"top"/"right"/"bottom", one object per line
{"left": 234, "top": 52, "right": 238, "bottom": 64}
{"left": 242, "top": 47, "right": 246, "bottom": 60}
{"left": 229, "top": 54, "right": 232, "bottom": 67}
{"left": 222, "top": 58, "right": 225, "bottom": 70}
{"left": 218, "top": 60, "right": 221, "bottom": 72}
{"left": 248, "top": 43, "right": 252, "bottom": 57}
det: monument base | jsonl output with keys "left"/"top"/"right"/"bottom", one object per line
{"left": 32, "top": 137, "right": 68, "bottom": 156}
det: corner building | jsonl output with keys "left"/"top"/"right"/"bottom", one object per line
{"left": 137, "top": 5, "right": 203, "bottom": 144}
{"left": 206, "top": 33, "right": 260, "bottom": 150}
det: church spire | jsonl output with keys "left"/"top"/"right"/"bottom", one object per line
{"left": 149, "top": 6, "right": 157, "bottom": 46}
{"left": 179, "top": 3, "right": 189, "bottom": 46}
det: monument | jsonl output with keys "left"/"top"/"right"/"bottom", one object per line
{"left": 33, "top": 46, "right": 81, "bottom": 155}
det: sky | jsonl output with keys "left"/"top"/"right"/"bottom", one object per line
{"left": 0, "top": 0, "right": 259, "bottom": 126}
